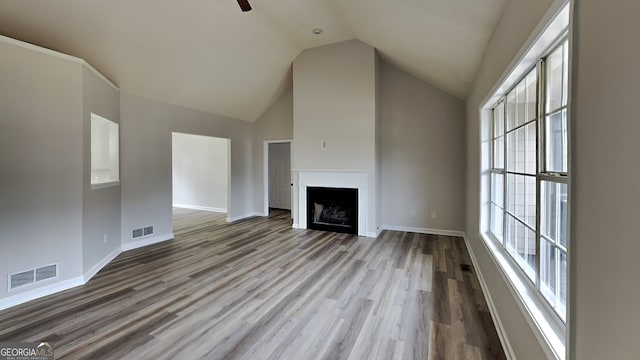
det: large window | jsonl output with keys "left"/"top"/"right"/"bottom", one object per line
{"left": 489, "top": 38, "right": 570, "bottom": 321}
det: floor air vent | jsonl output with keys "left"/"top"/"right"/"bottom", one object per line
{"left": 460, "top": 264, "right": 472, "bottom": 273}
{"left": 9, "top": 264, "right": 58, "bottom": 290}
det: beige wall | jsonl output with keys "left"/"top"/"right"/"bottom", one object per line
{"left": 120, "top": 93, "right": 254, "bottom": 245}
{"left": 380, "top": 61, "right": 466, "bottom": 232}
{"left": 571, "top": 0, "right": 640, "bottom": 358}
{"left": 464, "top": 0, "right": 556, "bottom": 358}
{"left": 82, "top": 66, "right": 121, "bottom": 274}
{"left": 0, "top": 41, "right": 84, "bottom": 299}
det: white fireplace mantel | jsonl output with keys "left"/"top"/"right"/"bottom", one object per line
{"left": 292, "top": 169, "right": 370, "bottom": 237}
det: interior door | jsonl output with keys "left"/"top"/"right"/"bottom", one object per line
{"left": 268, "top": 143, "right": 291, "bottom": 210}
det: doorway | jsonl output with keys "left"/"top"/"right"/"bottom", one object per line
{"left": 264, "top": 140, "right": 292, "bottom": 216}
{"left": 172, "top": 132, "right": 231, "bottom": 214}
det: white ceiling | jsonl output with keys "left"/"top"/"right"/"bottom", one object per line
{"left": 0, "top": 0, "right": 506, "bottom": 122}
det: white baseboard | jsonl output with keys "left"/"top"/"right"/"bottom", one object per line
{"left": 381, "top": 224, "right": 465, "bottom": 238}
{"left": 0, "top": 276, "right": 85, "bottom": 311}
{"left": 0, "top": 233, "right": 174, "bottom": 312}
{"left": 121, "top": 233, "right": 174, "bottom": 251}
{"left": 173, "top": 203, "right": 227, "bottom": 213}
{"left": 366, "top": 228, "right": 383, "bottom": 238}
{"left": 83, "top": 246, "right": 122, "bottom": 283}
{"left": 226, "top": 212, "right": 262, "bottom": 223}
{"left": 462, "top": 234, "right": 516, "bottom": 360}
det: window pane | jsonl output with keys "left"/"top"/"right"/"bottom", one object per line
{"left": 525, "top": 123, "right": 536, "bottom": 175}
{"left": 506, "top": 91, "right": 516, "bottom": 131}
{"left": 541, "top": 239, "right": 557, "bottom": 304}
{"left": 546, "top": 110, "right": 568, "bottom": 173}
{"left": 494, "top": 103, "right": 504, "bottom": 138}
{"left": 562, "top": 41, "right": 569, "bottom": 107}
{"left": 505, "top": 214, "right": 517, "bottom": 255}
{"left": 526, "top": 70, "right": 537, "bottom": 121}
{"left": 559, "top": 251, "right": 567, "bottom": 319}
{"left": 491, "top": 204, "right": 504, "bottom": 240}
{"left": 546, "top": 44, "right": 564, "bottom": 111}
{"left": 516, "top": 81, "right": 526, "bottom": 128}
{"left": 507, "top": 174, "right": 536, "bottom": 229}
{"left": 491, "top": 173, "right": 504, "bottom": 207}
{"left": 493, "top": 136, "right": 504, "bottom": 169}
{"left": 506, "top": 214, "right": 536, "bottom": 282}
{"left": 541, "top": 181, "right": 568, "bottom": 247}
{"left": 507, "top": 122, "right": 536, "bottom": 174}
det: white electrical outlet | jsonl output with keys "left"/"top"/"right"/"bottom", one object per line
{"left": 411, "top": 209, "right": 416, "bottom": 217}
{"left": 431, "top": 211, "right": 437, "bottom": 219}
{"left": 103, "top": 234, "right": 108, "bottom": 244}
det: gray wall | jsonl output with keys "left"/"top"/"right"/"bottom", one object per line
{"left": 120, "top": 93, "right": 254, "bottom": 245}
{"left": 292, "top": 39, "right": 379, "bottom": 234}
{"left": 172, "top": 132, "right": 229, "bottom": 211}
{"left": 380, "top": 61, "right": 466, "bottom": 232}
{"left": 252, "top": 87, "right": 293, "bottom": 214}
{"left": 0, "top": 41, "right": 84, "bottom": 298}
{"left": 292, "top": 39, "right": 377, "bottom": 171}
{"left": 465, "top": 0, "right": 557, "bottom": 359}
{"left": 82, "top": 67, "right": 121, "bottom": 274}
{"left": 572, "top": 0, "right": 640, "bottom": 358}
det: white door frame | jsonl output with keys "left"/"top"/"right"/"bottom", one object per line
{"left": 263, "top": 139, "right": 293, "bottom": 216}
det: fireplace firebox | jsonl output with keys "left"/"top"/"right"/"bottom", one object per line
{"left": 307, "top": 187, "right": 358, "bottom": 234}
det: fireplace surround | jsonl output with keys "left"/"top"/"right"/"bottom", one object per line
{"left": 292, "top": 170, "right": 373, "bottom": 237}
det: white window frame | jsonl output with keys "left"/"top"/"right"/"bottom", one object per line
{"left": 478, "top": 2, "right": 571, "bottom": 359}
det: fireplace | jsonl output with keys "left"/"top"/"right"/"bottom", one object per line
{"left": 307, "top": 187, "right": 358, "bottom": 234}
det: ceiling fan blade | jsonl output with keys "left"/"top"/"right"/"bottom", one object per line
{"left": 237, "top": 0, "right": 252, "bottom": 12}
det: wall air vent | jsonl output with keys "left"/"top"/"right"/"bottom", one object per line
{"left": 133, "top": 226, "right": 154, "bottom": 239}
{"left": 9, "top": 264, "right": 58, "bottom": 291}
{"left": 36, "top": 264, "right": 57, "bottom": 281}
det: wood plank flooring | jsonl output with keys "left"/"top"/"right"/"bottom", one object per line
{"left": 0, "top": 208, "right": 505, "bottom": 359}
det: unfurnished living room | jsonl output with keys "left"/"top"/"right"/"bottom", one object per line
{"left": 0, "top": 0, "right": 638, "bottom": 359}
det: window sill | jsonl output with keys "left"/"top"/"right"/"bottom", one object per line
{"left": 90, "top": 180, "right": 120, "bottom": 190}
{"left": 479, "top": 232, "right": 566, "bottom": 360}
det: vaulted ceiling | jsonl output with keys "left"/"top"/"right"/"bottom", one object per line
{"left": 0, "top": 0, "right": 506, "bottom": 121}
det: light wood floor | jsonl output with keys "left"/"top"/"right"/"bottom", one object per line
{"left": 0, "top": 208, "right": 505, "bottom": 359}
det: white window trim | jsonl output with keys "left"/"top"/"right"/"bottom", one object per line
{"left": 478, "top": 1, "right": 571, "bottom": 359}
{"left": 480, "top": 231, "right": 565, "bottom": 359}
{"left": 90, "top": 112, "right": 120, "bottom": 187}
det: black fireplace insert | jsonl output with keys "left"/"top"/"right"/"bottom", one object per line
{"left": 307, "top": 187, "right": 358, "bottom": 234}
